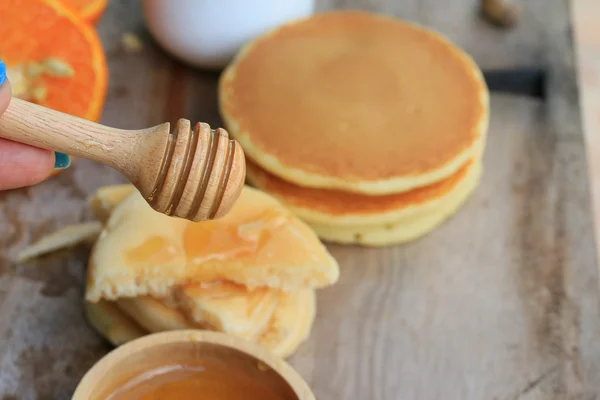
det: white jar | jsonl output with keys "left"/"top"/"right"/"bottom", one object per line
{"left": 142, "top": 0, "right": 315, "bottom": 69}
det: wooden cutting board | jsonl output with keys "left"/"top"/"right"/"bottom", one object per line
{"left": 1, "top": 0, "right": 599, "bottom": 399}
{"left": 573, "top": 0, "right": 600, "bottom": 260}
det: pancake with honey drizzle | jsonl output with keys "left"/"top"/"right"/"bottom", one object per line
{"left": 219, "top": 11, "right": 488, "bottom": 195}
{"left": 308, "top": 163, "right": 482, "bottom": 246}
{"left": 86, "top": 190, "right": 189, "bottom": 302}
{"left": 175, "top": 282, "right": 279, "bottom": 340}
{"left": 246, "top": 158, "right": 480, "bottom": 227}
{"left": 86, "top": 186, "right": 339, "bottom": 302}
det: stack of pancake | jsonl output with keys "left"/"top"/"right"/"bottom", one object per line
{"left": 84, "top": 185, "right": 339, "bottom": 358}
{"left": 219, "top": 11, "right": 489, "bottom": 246}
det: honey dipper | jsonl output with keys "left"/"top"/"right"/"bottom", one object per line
{"left": 0, "top": 98, "right": 246, "bottom": 222}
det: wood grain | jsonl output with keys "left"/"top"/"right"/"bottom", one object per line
{"left": 0, "top": 0, "right": 598, "bottom": 399}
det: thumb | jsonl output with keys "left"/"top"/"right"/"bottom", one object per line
{"left": 0, "top": 64, "right": 56, "bottom": 190}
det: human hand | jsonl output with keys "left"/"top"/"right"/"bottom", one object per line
{"left": 0, "top": 60, "right": 70, "bottom": 190}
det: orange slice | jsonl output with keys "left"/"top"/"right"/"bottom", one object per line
{"left": 1, "top": 0, "right": 108, "bottom": 176}
{"left": 58, "top": 0, "right": 109, "bottom": 25}
{"left": 0, "top": 0, "right": 108, "bottom": 121}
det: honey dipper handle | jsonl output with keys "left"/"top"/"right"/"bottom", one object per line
{"left": 0, "top": 98, "right": 141, "bottom": 172}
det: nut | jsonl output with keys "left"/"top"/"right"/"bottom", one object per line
{"left": 480, "top": 0, "right": 520, "bottom": 28}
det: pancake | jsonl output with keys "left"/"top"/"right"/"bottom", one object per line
{"left": 86, "top": 190, "right": 189, "bottom": 302}
{"left": 220, "top": 11, "right": 488, "bottom": 195}
{"left": 86, "top": 186, "right": 339, "bottom": 302}
{"left": 115, "top": 296, "right": 201, "bottom": 333}
{"left": 308, "top": 163, "right": 482, "bottom": 246}
{"left": 246, "top": 157, "right": 480, "bottom": 227}
{"left": 258, "top": 289, "right": 315, "bottom": 359}
{"left": 88, "top": 184, "right": 135, "bottom": 223}
{"left": 84, "top": 299, "right": 146, "bottom": 346}
{"left": 175, "top": 281, "right": 280, "bottom": 340}
{"left": 84, "top": 289, "right": 315, "bottom": 358}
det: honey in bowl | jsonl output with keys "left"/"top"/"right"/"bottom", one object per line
{"left": 106, "top": 362, "right": 283, "bottom": 400}
{"left": 72, "top": 331, "right": 314, "bottom": 400}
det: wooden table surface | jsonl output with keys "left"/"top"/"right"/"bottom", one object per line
{"left": 573, "top": 0, "right": 600, "bottom": 259}
{"left": 1, "top": 0, "right": 600, "bottom": 399}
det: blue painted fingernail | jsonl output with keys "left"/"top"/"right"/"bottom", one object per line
{"left": 54, "top": 152, "right": 71, "bottom": 170}
{"left": 0, "top": 60, "right": 6, "bottom": 86}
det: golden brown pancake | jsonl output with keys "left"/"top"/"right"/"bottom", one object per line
{"left": 308, "top": 163, "right": 481, "bottom": 246}
{"left": 220, "top": 11, "right": 488, "bottom": 195}
{"left": 246, "top": 158, "right": 479, "bottom": 227}
{"left": 86, "top": 186, "right": 339, "bottom": 302}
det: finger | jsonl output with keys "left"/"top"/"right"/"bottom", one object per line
{"left": 0, "top": 78, "right": 55, "bottom": 190}
{"left": 0, "top": 137, "right": 55, "bottom": 190}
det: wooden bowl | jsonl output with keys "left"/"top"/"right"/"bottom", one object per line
{"left": 72, "top": 330, "right": 315, "bottom": 400}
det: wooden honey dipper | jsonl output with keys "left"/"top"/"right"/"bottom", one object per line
{"left": 0, "top": 98, "right": 246, "bottom": 222}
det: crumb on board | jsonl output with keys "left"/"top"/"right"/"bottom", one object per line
{"left": 15, "top": 221, "right": 103, "bottom": 263}
{"left": 121, "top": 32, "right": 144, "bottom": 53}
